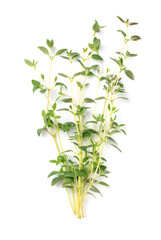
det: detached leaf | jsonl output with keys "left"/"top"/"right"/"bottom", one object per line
{"left": 131, "top": 35, "right": 141, "bottom": 41}
{"left": 38, "top": 46, "right": 49, "bottom": 55}
{"left": 84, "top": 98, "right": 95, "bottom": 103}
{"left": 92, "top": 54, "right": 103, "bottom": 61}
{"left": 24, "top": 59, "right": 33, "bottom": 67}
{"left": 55, "top": 49, "right": 67, "bottom": 56}
{"left": 125, "top": 70, "right": 134, "bottom": 80}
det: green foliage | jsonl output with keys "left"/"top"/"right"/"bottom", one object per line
{"left": 131, "top": 35, "right": 141, "bottom": 41}
{"left": 92, "top": 54, "right": 103, "bottom": 60}
{"left": 46, "top": 39, "right": 54, "bottom": 48}
{"left": 38, "top": 46, "right": 49, "bottom": 55}
{"left": 125, "top": 69, "right": 134, "bottom": 80}
{"left": 84, "top": 98, "right": 95, "bottom": 103}
{"left": 55, "top": 49, "right": 67, "bottom": 56}
{"left": 25, "top": 17, "right": 139, "bottom": 219}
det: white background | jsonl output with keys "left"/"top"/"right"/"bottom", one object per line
{"left": 0, "top": 0, "right": 161, "bottom": 239}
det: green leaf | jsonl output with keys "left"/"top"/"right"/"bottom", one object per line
{"left": 57, "top": 108, "right": 71, "bottom": 112}
{"left": 92, "top": 20, "right": 105, "bottom": 33}
{"left": 31, "top": 80, "right": 41, "bottom": 92}
{"left": 55, "top": 82, "right": 67, "bottom": 89}
{"left": 129, "top": 22, "right": 138, "bottom": 25}
{"left": 107, "top": 137, "right": 117, "bottom": 145}
{"left": 40, "top": 89, "right": 47, "bottom": 93}
{"left": 131, "top": 35, "right": 141, "bottom": 41}
{"left": 62, "top": 179, "right": 73, "bottom": 187}
{"left": 82, "top": 71, "right": 94, "bottom": 76}
{"left": 84, "top": 98, "right": 95, "bottom": 103}
{"left": 116, "top": 97, "right": 129, "bottom": 100}
{"left": 95, "top": 96, "right": 106, "bottom": 100}
{"left": 49, "top": 160, "right": 57, "bottom": 163}
{"left": 76, "top": 169, "right": 87, "bottom": 177}
{"left": 55, "top": 49, "right": 67, "bottom": 56}
{"left": 48, "top": 171, "right": 58, "bottom": 178}
{"left": 64, "top": 172, "right": 75, "bottom": 178}
{"left": 98, "top": 181, "right": 109, "bottom": 187}
{"left": 38, "top": 46, "right": 49, "bottom": 55}
{"left": 24, "top": 59, "right": 33, "bottom": 67}
{"left": 110, "top": 57, "right": 119, "bottom": 65}
{"left": 129, "top": 53, "right": 138, "bottom": 57}
{"left": 61, "top": 56, "right": 69, "bottom": 60}
{"left": 41, "top": 110, "right": 46, "bottom": 117}
{"left": 125, "top": 70, "right": 134, "bottom": 80}
{"left": 76, "top": 81, "right": 83, "bottom": 89}
{"left": 109, "top": 143, "right": 121, "bottom": 152}
{"left": 90, "top": 185, "right": 103, "bottom": 196}
{"left": 117, "top": 30, "right": 126, "bottom": 37}
{"left": 37, "top": 128, "right": 45, "bottom": 136}
{"left": 92, "top": 54, "right": 103, "bottom": 61}
{"left": 46, "top": 39, "right": 54, "bottom": 48}
{"left": 62, "top": 98, "right": 72, "bottom": 103}
{"left": 71, "top": 52, "right": 80, "bottom": 59}
{"left": 60, "top": 124, "right": 70, "bottom": 132}
{"left": 58, "top": 73, "right": 69, "bottom": 78}
{"left": 121, "top": 129, "right": 126, "bottom": 135}
{"left": 51, "top": 176, "right": 64, "bottom": 186}
{"left": 92, "top": 20, "right": 100, "bottom": 33}
{"left": 117, "top": 16, "right": 125, "bottom": 23}
{"left": 88, "top": 43, "right": 94, "bottom": 50}
{"left": 89, "top": 64, "right": 99, "bottom": 70}
{"left": 88, "top": 192, "right": 96, "bottom": 198}
{"left": 110, "top": 130, "right": 120, "bottom": 135}
{"left": 77, "top": 59, "right": 86, "bottom": 69}
{"left": 85, "top": 128, "right": 98, "bottom": 134}
{"left": 78, "top": 146, "right": 87, "bottom": 152}
{"left": 85, "top": 120, "right": 97, "bottom": 125}
{"left": 93, "top": 37, "right": 100, "bottom": 49}
{"left": 52, "top": 103, "right": 57, "bottom": 110}
{"left": 74, "top": 72, "right": 82, "bottom": 77}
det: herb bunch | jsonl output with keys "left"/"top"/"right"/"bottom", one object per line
{"left": 25, "top": 17, "right": 140, "bottom": 218}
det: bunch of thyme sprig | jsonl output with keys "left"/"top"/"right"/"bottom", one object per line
{"left": 25, "top": 16, "right": 140, "bottom": 218}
